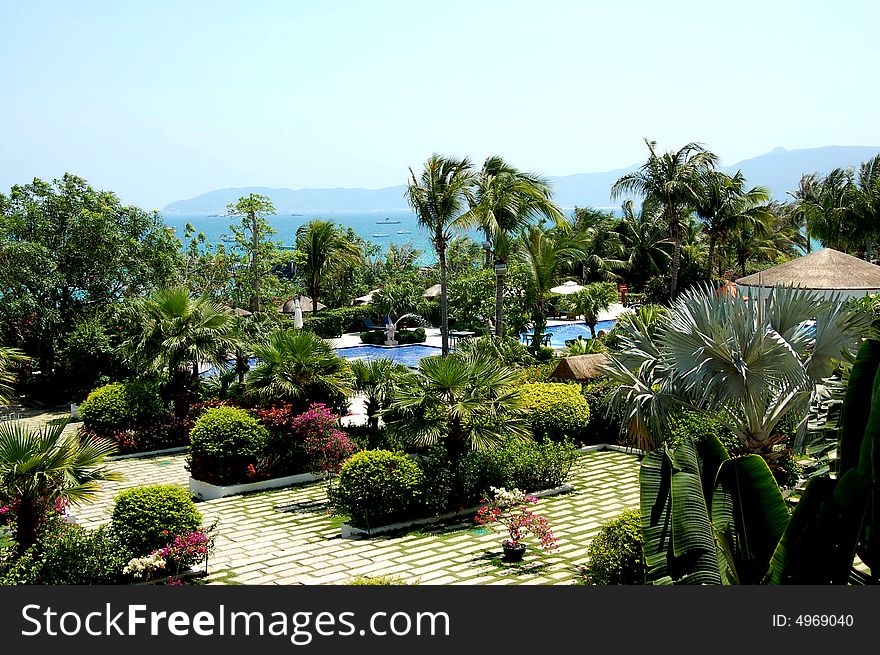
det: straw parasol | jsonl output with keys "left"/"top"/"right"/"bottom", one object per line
{"left": 354, "top": 288, "right": 382, "bottom": 305}
{"left": 550, "top": 354, "right": 609, "bottom": 382}
{"left": 735, "top": 248, "right": 880, "bottom": 301}
{"left": 423, "top": 283, "right": 442, "bottom": 299}
{"left": 550, "top": 280, "right": 585, "bottom": 295}
{"left": 280, "top": 295, "right": 326, "bottom": 313}
{"left": 221, "top": 304, "right": 252, "bottom": 317}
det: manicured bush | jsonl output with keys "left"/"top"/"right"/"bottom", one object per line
{"left": 331, "top": 450, "right": 424, "bottom": 528}
{"left": 359, "top": 327, "right": 426, "bottom": 345}
{"left": 111, "top": 484, "right": 202, "bottom": 557}
{"left": 38, "top": 523, "right": 133, "bottom": 584}
{"left": 664, "top": 410, "right": 737, "bottom": 450}
{"left": 305, "top": 306, "right": 375, "bottom": 338}
{"left": 187, "top": 406, "right": 270, "bottom": 485}
{"left": 519, "top": 382, "right": 591, "bottom": 442}
{"left": 584, "top": 508, "right": 646, "bottom": 585}
{"left": 79, "top": 381, "right": 165, "bottom": 431}
{"left": 497, "top": 438, "right": 578, "bottom": 492}
{"left": 582, "top": 378, "right": 625, "bottom": 445}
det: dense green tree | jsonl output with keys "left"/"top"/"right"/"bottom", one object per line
{"left": 0, "top": 174, "right": 181, "bottom": 382}
{"left": 226, "top": 194, "right": 286, "bottom": 312}
{"left": 0, "top": 347, "right": 26, "bottom": 405}
{"left": 294, "top": 220, "right": 363, "bottom": 313}
{"left": 406, "top": 155, "right": 475, "bottom": 355}
{"left": 611, "top": 140, "right": 718, "bottom": 298}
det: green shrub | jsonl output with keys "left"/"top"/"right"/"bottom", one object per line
{"left": 0, "top": 545, "right": 42, "bottom": 585}
{"left": 497, "top": 438, "right": 578, "bottom": 491}
{"left": 359, "top": 327, "right": 426, "bottom": 345}
{"left": 79, "top": 381, "right": 165, "bottom": 431}
{"left": 582, "top": 378, "right": 625, "bottom": 445}
{"left": 305, "top": 306, "right": 375, "bottom": 338}
{"left": 664, "top": 410, "right": 737, "bottom": 450}
{"left": 519, "top": 382, "right": 591, "bottom": 442}
{"left": 111, "top": 484, "right": 202, "bottom": 556}
{"left": 331, "top": 450, "right": 424, "bottom": 528}
{"left": 584, "top": 508, "right": 645, "bottom": 585}
{"left": 38, "top": 524, "right": 133, "bottom": 584}
{"left": 347, "top": 574, "right": 408, "bottom": 585}
{"left": 187, "top": 406, "right": 270, "bottom": 485}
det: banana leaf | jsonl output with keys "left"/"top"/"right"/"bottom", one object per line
{"left": 763, "top": 469, "right": 868, "bottom": 584}
{"left": 711, "top": 455, "right": 790, "bottom": 584}
{"left": 857, "top": 349, "right": 880, "bottom": 577}
{"left": 839, "top": 339, "right": 880, "bottom": 474}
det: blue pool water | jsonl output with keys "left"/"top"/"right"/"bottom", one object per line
{"left": 525, "top": 320, "right": 617, "bottom": 349}
{"left": 335, "top": 344, "right": 442, "bottom": 368}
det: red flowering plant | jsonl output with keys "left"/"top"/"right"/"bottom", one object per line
{"left": 124, "top": 525, "right": 215, "bottom": 582}
{"left": 475, "top": 486, "right": 557, "bottom": 553}
{"left": 295, "top": 403, "right": 357, "bottom": 486}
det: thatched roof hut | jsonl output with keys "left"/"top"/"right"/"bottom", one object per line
{"left": 280, "top": 296, "right": 326, "bottom": 313}
{"left": 423, "top": 283, "right": 442, "bottom": 299}
{"left": 550, "top": 354, "right": 609, "bottom": 382}
{"left": 736, "top": 249, "right": 880, "bottom": 300}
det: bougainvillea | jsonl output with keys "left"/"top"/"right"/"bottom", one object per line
{"left": 295, "top": 403, "right": 357, "bottom": 478}
{"left": 475, "top": 486, "right": 557, "bottom": 551}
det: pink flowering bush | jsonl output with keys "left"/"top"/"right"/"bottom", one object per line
{"left": 295, "top": 404, "right": 357, "bottom": 479}
{"left": 154, "top": 528, "right": 212, "bottom": 572}
{"left": 475, "top": 486, "right": 557, "bottom": 552}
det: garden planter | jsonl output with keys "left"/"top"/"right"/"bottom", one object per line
{"left": 502, "top": 541, "right": 527, "bottom": 562}
{"left": 189, "top": 472, "right": 321, "bottom": 501}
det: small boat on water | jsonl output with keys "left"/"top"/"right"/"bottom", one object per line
{"left": 397, "top": 229, "right": 412, "bottom": 234}
{"left": 377, "top": 217, "right": 401, "bottom": 224}
{"left": 372, "top": 233, "right": 390, "bottom": 238}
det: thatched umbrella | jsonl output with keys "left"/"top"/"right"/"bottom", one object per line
{"left": 221, "top": 304, "right": 252, "bottom": 317}
{"left": 280, "top": 295, "right": 326, "bottom": 313}
{"left": 550, "top": 354, "right": 609, "bottom": 382}
{"left": 423, "top": 283, "right": 442, "bottom": 299}
{"left": 354, "top": 288, "right": 382, "bottom": 305}
{"left": 736, "top": 248, "right": 880, "bottom": 301}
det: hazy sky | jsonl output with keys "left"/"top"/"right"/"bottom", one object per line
{"left": 1, "top": 0, "right": 878, "bottom": 209}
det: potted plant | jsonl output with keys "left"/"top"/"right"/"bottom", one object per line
{"left": 475, "top": 486, "right": 557, "bottom": 562}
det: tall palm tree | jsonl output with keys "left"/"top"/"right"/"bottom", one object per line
{"left": 694, "top": 170, "right": 771, "bottom": 277}
{"left": 460, "top": 156, "right": 563, "bottom": 337}
{"left": 246, "top": 329, "right": 354, "bottom": 408}
{"left": 123, "top": 288, "right": 237, "bottom": 417}
{"left": 852, "top": 155, "right": 880, "bottom": 260}
{"left": 0, "top": 418, "right": 120, "bottom": 553}
{"left": 614, "top": 199, "right": 672, "bottom": 287}
{"left": 386, "top": 350, "right": 529, "bottom": 493}
{"left": 295, "top": 220, "right": 363, "bottom": 313}
{"left": 350, "top": 358, "right": 414, "bottom": 432}
{"left": 611, "top": 139, "right": 718, "bottom": 298}
{"left": 0, "top": 346, "right": 26, "bottom": 405}
{"left": 517, "top": 226, "right": 586, "bottom": 351}
{"left": 797, "top": 168, "right": 858, "bottom": 253}
{"left": 604, "top": 284, "right": 872, "bottom": 454}
{"left": 406, "top": 155, "right": 475, "bottom": 354}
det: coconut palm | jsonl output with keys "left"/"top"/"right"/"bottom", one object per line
{"left": 852, "top": 155, "right": 880, "bottom": 260}
{"left": 246, "top": 329, "right": 354, "bottom": 408}
{"left": 611, "top": 139, "right": 718, "bottom": 298}
{"left": 567, "top": 209, "right": 626, "bottom": 282}
{"left": 0, "top": 418, "right": 120, "bottom": 553}
{"left": 604, "top": 284, "right": 872, "bottom": 454}
{"left": 516, "top": 226, "right": 586, "bottom": 351}
{"left": 0, "top": 346, "right": 26, "bottom": 405}
{"left": 567, "top": 283, "right": 618, "bottom": 337}
{"left": 460, "top": 156, "right": 564, "bottom": 337}
{"left": 614, "top": 200, "right": 671, "bottom": 287}
{"left": 295, "top": 220, "right": 363, "bottom": 313}
{"left": 386, "top": 350, "right": 529, "bottom": 483}
{"left": 123, "top": 288, "right": 237, "bottom": 417}
{"left": 406, "top": 155, "right": 475, "bottom": 354}
{"left": 350, "top": 359, "right": 414, "bottom": 432}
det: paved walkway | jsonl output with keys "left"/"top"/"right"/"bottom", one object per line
{"left": 74, "top": 450, "right": 640, "bottom": 585}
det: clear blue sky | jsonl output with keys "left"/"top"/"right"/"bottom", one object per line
{"left": 1, "top": 0, "right": 878, "bottom": 209}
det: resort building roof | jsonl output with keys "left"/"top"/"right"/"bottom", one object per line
{"left": 550, "top": 353, "right": 609, "bottom": 382}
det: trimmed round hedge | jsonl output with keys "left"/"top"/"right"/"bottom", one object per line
{"left": 187, "top": 406, "right": 269, "bottom": 485}
{"left": 79, "top": 381, "right": 164, "bottom": 431}
{"left": 111, "top": 484, "right": 202, "bottom": 556}
{"left": 331, "top": 450, "right": 424, "bottom": 528}
{"left": 519, "top": 382, "right": 591, "bottom": 442}
{"left": 584, "top": 508, "right": 645, "bottom": 585}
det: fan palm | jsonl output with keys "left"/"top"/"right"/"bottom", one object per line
{"left": 295, "top": 220, "right": 363, "bottom": 313}
{"left": 246, "top": 329, "right": 354, "bottom": 408}
{"left": 604, "top": 284, "right": 872, "bottom": 454}
{"left": 406, "top": 155, "right": 475, "bottom": 354}
{"left": 0, "top": 346, "right": 26, "bottom": 405}
{"left": 123, "top": 288, "right": 237, "bottom": 417}
{"left": 386, "top": 350, "right": 529, "bottom": 478}
{"left": 460, "top": 156, "right": 563, "bottom": 337}
{"left": 611, "top": 139, "right": 718, "bottom": 298}
{"left": 350, "top": 358, "right": 414, "bottom": 432}
{"left": 0, "top": 418, "right": 120, "bottom": 553}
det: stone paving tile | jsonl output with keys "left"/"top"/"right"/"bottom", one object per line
{"left": 76, "top": 450, "right": 640, "bottom": 586}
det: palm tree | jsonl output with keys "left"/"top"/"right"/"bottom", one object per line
{"left": 614, "top": 200, "right": 671, "bottom": 287}
{"left": 0, "top": 346, "right": 26, "bottom": 405}
{"left": 852, "top": 155, "right": 880, "bottom": 260}
{"left": 604, "top": 284, "right": 872, "bottom": 455}
{"left": 123, "top": 288, "right": 237, "bottom": 417}
{"left": 386, "top": 350, "right": 529, "bottom": 491}
{"left": 460, "top": 156, "right": 563, "bottom": 337}
{"left": 797, "top": 168, "right": 857, "bottom": 253}
{"left": 517, "top": 226, "right": 585, "bottom": 351}
{"left": 0, "top": 418, "right": 120, "bottom": 553}
{"left": 295, "top": 220, "right": 363, "bottom": 313}
{"left": 406, "top": 155, "right": 475, "bottom": 354}
{"left": 694, "top": 170, "right": 771, "bottom": 277}
{"left": 246, "top": 329, "right": 354, "bottom": 408}
{"left": 611, "top": 139, "right": 718, "bottom": 298}
{"left": 350, "top": 359, "right": 414, "bottom": 432}
{"left": 568, "top": 283, "right": 618, "bottom": 337}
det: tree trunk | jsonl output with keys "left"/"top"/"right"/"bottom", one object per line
{"left": 439, "top": 240, "right": 449, "bottom": 355}
{"left": 530, "top": 303, "right": 546, "bottom": 351}
{"left": 668, "top": 205, "right": 682, "bottom": 299}
{"left": 494, "top": 264, "right": 505, "bottom": 338}
{"left": 14, "top": 497, "right": 39, "bottom": 555}
{"left": 250, "top": 210, "right": 260, "bottom": 312}
{"left": 707, "top": 234, "right": 716, "bottom": 279}
{"left": 312, "top": 294, "right": 318, "bottom": 314}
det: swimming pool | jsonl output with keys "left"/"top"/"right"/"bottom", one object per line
{"left": 526, "top": 320, "right": 617, "bottom": 349}
{"left": 335, "top": 344, "right": 442, "bottom": 368}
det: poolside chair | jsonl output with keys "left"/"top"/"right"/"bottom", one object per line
{"left": 362, "top": 316, "right": 387, "bottom": 331}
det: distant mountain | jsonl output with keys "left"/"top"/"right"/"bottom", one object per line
{"left": 162, "top": 145, "right": 880, "bottom": 214}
